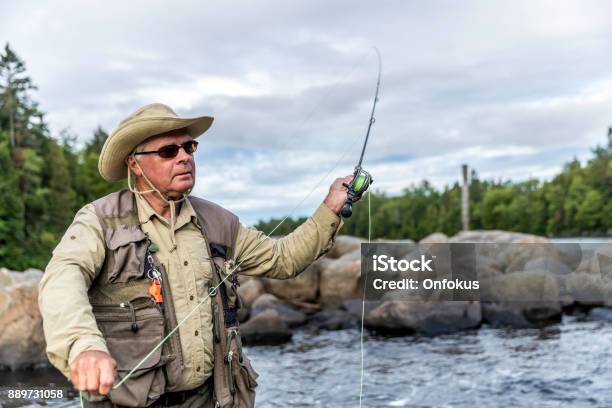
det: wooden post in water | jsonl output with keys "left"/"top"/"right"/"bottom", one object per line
{"left": 461, "top": 164, "right": 469, "bottom": 231}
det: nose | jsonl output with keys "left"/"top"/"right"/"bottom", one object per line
{"left": 176, "top": 143, "right": 194, "bottom": 163}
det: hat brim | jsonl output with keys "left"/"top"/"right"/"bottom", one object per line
{"left": 98, "top": 115, "right": 213, "bottom": 182}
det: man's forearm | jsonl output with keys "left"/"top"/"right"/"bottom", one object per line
{"left": 39, "top": 261, "right": 108, "bottom": 378}
{"left": 234, "top": 202, "right": 343, "bottom": 279}
{"left": 38, "top": 204, "right": 108, "bottom": 379}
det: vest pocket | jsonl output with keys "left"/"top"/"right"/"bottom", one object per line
{"left": 226, "top": 327, "right": 258, "bottom": 407}
{"left": 106, "top": 227, "right": 148, "bottom": 283}
{"left": 91, "top": 297, "right": 167, "bottom": 407}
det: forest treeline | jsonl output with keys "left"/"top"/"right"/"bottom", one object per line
{"left": 258, "top": 138, "right": 612, "bottom": 239}
{"left": 0, "top": 43, "right": 610, "bottom": 271}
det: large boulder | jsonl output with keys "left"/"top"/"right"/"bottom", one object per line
{"left": 240, "top": 309, "right": 292, "bottom": 345}
{"left": 319, "top": 249, "right": 362, "bottom": 306}
{"left": 237, "top": 277, "right": 266, "bottom": 309}
{"left": 364, "top": 300, "right": 481, "bottom": 335}
{"left": 236, "top": 277, "right": 266, "bottom": 322}
{"left": 475, "top": 256, "right": 504, "bottom": 280}
{"left": 522, "top": 257, "right": 574, "bottom": 307}
{"left": 480, "top": 270, "right": 561, "bottom": 327}
{"left": 524, "top": 256, "right": 572, "bottom": 276}
{"left": 451, "top": 231, "right": 554, "bottom": 268}
{"left": 342, "top": 299, "right": 382, "bottom": 320}
{"left": 589, "top": 244, "right": 612, "bottom": 278}
{"left": 500, "top": 237, "right": 557, "bottom": 273}
{"left": 262, "top": 260, "right": 322, "bottom": 302}
{"left": 0, "top": 268, "right": 47, "bottom": 370}
{"left": 326, "top": 236, "right": 365, "bottom": 259}
{"left": 419, "top": 233, "right": 448, "bottom": 244}
{"left": 308, "top": 308, "right": 357, "bottom": 331}
{"left": 251, "top": 294, "right": 307, "bottom": 328}
{"left": 563, "top": 273, "right": 612, "bottom": 307}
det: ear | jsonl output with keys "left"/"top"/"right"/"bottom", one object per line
{"left": 125, "top": 155, "right": 143, "bottom": 177}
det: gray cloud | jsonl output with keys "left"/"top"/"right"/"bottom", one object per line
{"left": 2, "top": 0, "right": 612, "bottom": 224}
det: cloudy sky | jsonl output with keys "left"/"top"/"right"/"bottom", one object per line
{"left": 2, "top": 1, "right": 612, "bottom": 224}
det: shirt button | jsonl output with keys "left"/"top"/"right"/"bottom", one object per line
{"left": 196, "top": 366, "right": 201, "bottom": 372}
{"left": 184, "top": 261, "right": 189, "bottom": 266}
{"left": 195, "top": 330, "right": 199, "bottom": 336}
{"left": 70, "top": 236, "right": 76, "bottom": 240}
{"left": 189, "top": 295, "right": 194, "bottom": 301}
{"left": 331, "top": 222, "right": 336, "bottom": 228}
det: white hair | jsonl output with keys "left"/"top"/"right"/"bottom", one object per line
{"left": 131, "top": 140, "right": 149, "bottom": 162}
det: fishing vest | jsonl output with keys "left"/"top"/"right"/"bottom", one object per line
{"left": 83, "top": 188, "right": 258, "bottom": 407}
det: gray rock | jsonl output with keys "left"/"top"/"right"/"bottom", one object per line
{"left": 364, "top": 300, "right": 481, "bottom": 335}
{"left": 251, "top": 294, "right": 307, "bottom": 328}
{"left": 309, "top": 308, "right": 356, "bottom": 331}
{"left": 501, "top": 240, "right": 558, "bottom": 273}
{"left": 481, "top": 270, "right": 560, "bottom": 301}
{"left": 236, "top": 277, "right": 266, "bottom": 322}
{"left": 0, "top": 268, "right": 47, "bottom": 370}
{"left": 564, "top": 273, "right": 612, "bottom": 306}
{"left": 240, "top": 309, "right": 292, "bottom": 345}
{"left": 326, "top": 236, "right": 365, "bottom": 259}
{"left": 262, "top": 260, "right": 321, "bottom": 302}
{"left": 476, "top": 262, "right": 504, "bottom": 281}
{"left": 524, "top": 256, "right": 572, "bottom": 275}
{"left": 342, "top": 299, "right": 381, "bottom": 320}
{"left": 419, "top": 233, "right": 449, "bottom": 244}
{"left": 237, "top": 277, "right": 265, "bottom": 309}
{"left": 552, "top": 243, "right": 585, "bottom": 272}
{"left": 480, "top": 270, "right": 561, "bottom": 327}
{"left": 319, "top": 250, "right": 362, "bottom": 306}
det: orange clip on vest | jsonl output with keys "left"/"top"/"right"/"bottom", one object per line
{"left": 149, "top": 278, "right": 163, "bottom": 303}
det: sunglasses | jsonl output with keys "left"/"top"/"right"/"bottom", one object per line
{"left": 133, "top": 140, "right": 199, "bottom": 159}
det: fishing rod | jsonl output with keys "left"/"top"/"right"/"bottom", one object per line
{"left": 340, "top": 47, "right": 381, "bottom": 218}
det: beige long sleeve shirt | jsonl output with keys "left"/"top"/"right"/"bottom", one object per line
{"left": 38, "top": 192, "right": 343, "bottom": 390}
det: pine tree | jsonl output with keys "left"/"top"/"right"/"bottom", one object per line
{"left": 46, "top": 138, "right": 76, "bottom": 234}
{"left": 0, "top": 43, "right": 44, "bottom": 149}
{"left": 0, "top": 130, "right": 26, "bottom": 269}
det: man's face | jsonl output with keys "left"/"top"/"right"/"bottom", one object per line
{"left": 129, "top": 129, "right": 197, "bottom": 199}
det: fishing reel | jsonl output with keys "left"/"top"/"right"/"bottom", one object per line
{"left": 341, "top": 167, "right": 373, "bottom": 218}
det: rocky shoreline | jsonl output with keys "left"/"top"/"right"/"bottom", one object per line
{"left": 1, "top": 231, "right": 611, "bottom": 370}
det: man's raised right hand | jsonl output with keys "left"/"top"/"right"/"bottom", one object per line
{"left": 70, "top": 350, "right": 117, "bottom": 395}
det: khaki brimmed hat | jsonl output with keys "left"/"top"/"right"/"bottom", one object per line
{"left": 98, "top": 103, "right": 213, "bottom": 181}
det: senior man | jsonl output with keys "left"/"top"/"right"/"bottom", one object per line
{"left": 38, "top": 103, "right": 352, "bottom": 407}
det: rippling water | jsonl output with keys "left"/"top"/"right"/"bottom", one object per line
{"left": 2, "top": 314, "right": 612, "bottom": 407}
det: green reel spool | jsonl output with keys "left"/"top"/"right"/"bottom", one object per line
{"left": 341, "top": 167, "right": 373, "bottom": 218}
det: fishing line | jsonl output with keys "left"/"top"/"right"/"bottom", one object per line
{"left": 359, "top": 189, "right": 372, "bottom": 408}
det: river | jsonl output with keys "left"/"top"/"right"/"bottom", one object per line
{"left": 1, "top": 314, "right": 612, "bottom": 407}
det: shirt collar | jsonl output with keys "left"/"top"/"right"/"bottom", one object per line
{"left": 134, "top": 192, "right": 197, "bottom": 230}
